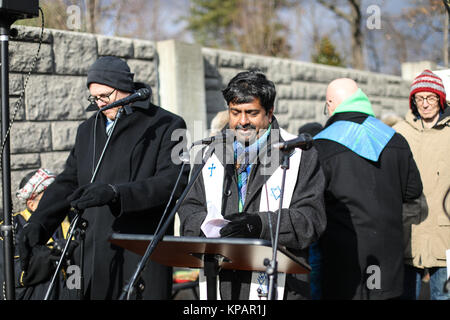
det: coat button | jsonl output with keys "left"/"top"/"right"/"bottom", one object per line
{"left": 224, "top": 189, "right": 232, "bottom": 196}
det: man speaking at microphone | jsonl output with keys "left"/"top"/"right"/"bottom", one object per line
{"left": 178, "top": 70, "right": 326, "bottom": 300}
{"left": 18, "top": 56, "right": 190, "bottom": 299}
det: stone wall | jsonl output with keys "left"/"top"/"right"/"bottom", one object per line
{"left": 6, "top": 26, "right": 158, "bottom": 211}
{"left": 202, "top": 48, "right": 410, "bottom": 134}
{"left": 4, "top": 26, "right": 410, "bottom": 212}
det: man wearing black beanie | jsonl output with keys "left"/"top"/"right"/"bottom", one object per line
{"left": 85, "top": 56, "right": 135, "bottom": 122}
{"left": 18, "top": 56, "right": 190, "bottom": 300}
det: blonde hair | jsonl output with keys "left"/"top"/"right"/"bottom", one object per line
{"left": 210, "top": 110, "right": 229, "bottom": 136}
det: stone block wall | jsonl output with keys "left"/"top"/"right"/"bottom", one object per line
{"left": 6, "top": 26, "right": 158, "bottom": 211}
{"left": 3, "top": 26, "right": 410, "bottom": 212}
{"left": 202, "top": 48, "right": 410, "bottom": 134}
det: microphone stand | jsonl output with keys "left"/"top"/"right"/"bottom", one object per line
{"left": 0, "top": 15, "right": 16, "bottom": 301}
{"left": 119, "top": 144, "right": 216, "bottom": 300}
{"left": 265, "top": 148, "right": 290, "bottom": 300}
{"left": 44, "top": 108, "right": 125, "bottom": 300}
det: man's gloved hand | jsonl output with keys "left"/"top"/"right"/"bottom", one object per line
{"left": 48, "top": 238, "right": 79, "bottom": 263}
{"left": 220, "top": 213, "right": 262, "bottom": 238}
{"left": 18, "top": 222, "right": 48, "bottom": 272}
{"left": 67, "top": 182, "right": 119, "bottom": 210}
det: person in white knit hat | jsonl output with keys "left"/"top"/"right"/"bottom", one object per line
{"left": 1, "top": 169, "right": 73, "bottom": 299}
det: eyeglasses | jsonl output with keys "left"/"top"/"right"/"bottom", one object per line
{"left": 414, "top": 95, "right": 439, "bottom": 105}
{"left": 323, "top": 102, "right": 329, "bottom": 116}
{"left": 87, "top": 89, "right": 116, "bottom": 104}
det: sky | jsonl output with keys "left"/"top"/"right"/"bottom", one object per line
{"left": 151, "top": 0, "right": 445, "bottom": 74}
{"left": 19, "top": 0, "right": 447, "bottom": 75}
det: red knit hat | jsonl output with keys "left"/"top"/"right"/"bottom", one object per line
{"left": 409, "top": 69, "right": 446, "bottom": 111}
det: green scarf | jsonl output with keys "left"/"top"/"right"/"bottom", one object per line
{"left": 333, "top": 88, "right": 375, "bottom": 117}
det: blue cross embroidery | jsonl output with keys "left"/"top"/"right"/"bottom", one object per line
{"left": 271, "top": 186, "right": 281, "bottom": 200}
{"left": 208, "top": 163, "right": 216, "bottom": 177}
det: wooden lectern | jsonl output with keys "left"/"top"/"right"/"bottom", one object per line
{"left": 109, "top": 234, "right": 310, "bottom": 300}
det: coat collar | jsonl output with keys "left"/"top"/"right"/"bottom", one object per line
{"left": 210, "top": 116, "right": 289, "bottom": 211}
{"left": 405, "top": 107, "right": 450, "bottom": 130}
{"left": 324, "top": 111, "right": 369, "bottom": 128}
{"left": 437, "top": 106, "right": 450, "bottom": 126}
{"left": 90, "top": 97, "right": 151, "bottom": 172}
{"left": 316, "top": 115, "right": 395, "bottom": 162}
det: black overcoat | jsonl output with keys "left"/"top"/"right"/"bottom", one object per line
{"left": 29, "top": 83, "right": 190, "bottom": 299}
{"left": 314, "top": 112, "right": 423, "bottom": 300}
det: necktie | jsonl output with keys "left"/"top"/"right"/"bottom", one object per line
{"left": 106, "top": 118, "right": 114, "bottom": 135}
{"left": 234, "top": 126, "right": 271, "bottom": 212}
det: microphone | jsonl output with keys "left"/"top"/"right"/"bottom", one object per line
{"left": 190, "top": 131, "right": 233, "bottom": 148}
{"left": 179, "top": 151, "right": 190, "bottom": 163}
{"left": 99, "top": 88, "right": 151, "bottom": 112}
{"left": 272, "top": 133, "right": 313, "bottom": 151}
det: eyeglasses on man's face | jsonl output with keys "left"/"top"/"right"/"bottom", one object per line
{"left": 87, "top": 89, "right": 116, "bottom": 104}
{"left": 323, "top": 102, "right": 329, "bottom": 116}
{"left": 414, "top": 94, "right": 438, "bottom": 105}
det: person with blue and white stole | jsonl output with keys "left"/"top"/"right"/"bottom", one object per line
{"left": 314, "top": 78, "right": 423, "bottom": 300}
{"left": 178, "top": 70, "right": 327, "bottom": 300}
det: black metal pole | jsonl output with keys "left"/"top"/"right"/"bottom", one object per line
{"left": 77, "top": 218, "right": 87, "bottom": 300}
{"left": 204, "top": 254, "right": 219, "bottom": 300}
{"left": 0, "top": 18, "right": 15, "bottom": 300}
{"left": 44, "top": 109, "right": 124, "bottom": 300}
{"left": 267, "top": 151, "right": 290, "bottom": 300}
{"left": 120, "top": 146, "right": 215, "bottom": 300}
{"left": 44, "top": 211, "right": 81, "bottom": 300}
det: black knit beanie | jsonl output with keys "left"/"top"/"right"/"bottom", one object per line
{"left": 86, "top": 56, "right": 134, "bottom": 93}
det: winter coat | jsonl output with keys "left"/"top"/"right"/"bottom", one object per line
{"left": 178, "top": 118, "right": 327, "bottom": 300}
{"left": 0, "top": 209, "right": 73, "bottom": 300}
{"left": 314, "top": 108, "right": 422, "bottom": 299}
{"left": 393, "top": 108, "right": 450, "bottom": 268}
{"left": 29, "top": 83, "right": 190, "bottom": 299}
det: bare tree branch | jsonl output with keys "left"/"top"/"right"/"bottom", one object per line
{"left": 316, "top": 0, "right": 352, "bottom": 22}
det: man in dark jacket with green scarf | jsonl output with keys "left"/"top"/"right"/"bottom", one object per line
{"left": 314, "top": 78, "right": 423, "bottom": 300}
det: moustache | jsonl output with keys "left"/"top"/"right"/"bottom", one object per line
{"left": 235, "top": 124, "right": 257, "bottom": 130}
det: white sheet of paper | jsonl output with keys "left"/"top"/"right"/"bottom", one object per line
{"left": 201, "top": 202, "right": 230, "bottom": 238}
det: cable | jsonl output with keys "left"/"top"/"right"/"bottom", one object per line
{"left": 92, "top": 111, "right": 101, "bottom": 176}
{"left": 0, "top": 7, "right": 45, "bottom": 210}
{"left": 444, "top": 186, "right": 450, "bottom": 222}
{"left": 444, "top": 0, "right": 450, "bottom": 15}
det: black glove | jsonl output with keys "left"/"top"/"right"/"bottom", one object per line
{"left": 49, "top": 238, "right": 79, "bottom": 263}
{"left": 20, "top": 245, "right": 60, "bottom": 287}
{"left": 18, "top": 222, "right": 48, "bottom": 272}
{"left": 67, "top": 182, "right": 119, "bottom": 210}
{"left": 220, "top": 213, "right": 262, "bottom": 238}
